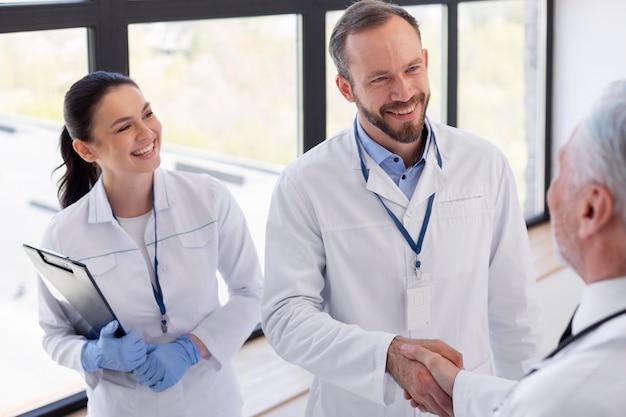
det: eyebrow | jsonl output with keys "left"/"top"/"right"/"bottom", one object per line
{"left": 109, "top": 102, "right": 151, "bottom": 129}
{"left": 365, "top": 57, "right": 425, "bottom": 80}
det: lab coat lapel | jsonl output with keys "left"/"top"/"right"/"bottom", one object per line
{"left": 409, "top": 153, "right": 445, "bottom": 208}
{"left": 365, "top": 164, "right": 409, "bottom": 207}
{"left": 152, "top": 168, "right": 173, "bottom": 212}
{"left": 87, "top": 177, "right": 116, "bottom": 224}
{"left": 350, "top": 128, "right": 409, "bottom": 207}
{"left": 87, "top": 169, "right": 172, "bottom": 224}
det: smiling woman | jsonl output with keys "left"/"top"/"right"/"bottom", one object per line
{"left": 56, "top": 73, "right": 160, "bottom": 211}
{"left": 36, "top": 71, "right": 264, "bottom": 417}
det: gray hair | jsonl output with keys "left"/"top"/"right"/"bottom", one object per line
{"left": 570, "top": 79, "right": 626, "bottom": 225}
{"left": 329, "top": 0, "right": 422, "bottom": 82}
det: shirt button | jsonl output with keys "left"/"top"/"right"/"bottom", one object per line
{"left": 393, "top": 157, "right": 399, "bottom": 163}
{"left": 401, "top": 174, "right": 406, "bottom": 180}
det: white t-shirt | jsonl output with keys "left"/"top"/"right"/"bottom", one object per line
{"left": 116, "top": 211, "right": 156, "bottom": 286}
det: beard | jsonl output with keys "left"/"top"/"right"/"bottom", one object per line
{"left": 551, "top": 210, "right": 583, "bottom": 273}
{"left": 354, "top": 91, "right": 430, "bottom": 144}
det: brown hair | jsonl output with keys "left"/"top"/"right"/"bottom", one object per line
{"left": 329, "top": 0, "right": 422, "bottom": 82}
{"left": 55, "top": 71, "right": 138, "bottom": 208}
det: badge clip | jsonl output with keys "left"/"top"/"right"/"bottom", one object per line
{"left": 160, "top": 314, "right": 169, "bottom": 333}
{"left": 415, "top": 258, "right": 422, "bottom": 280}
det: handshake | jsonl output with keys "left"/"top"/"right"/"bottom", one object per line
{"left": 387, "top": 336, "right": 464, "bottom": 417}
{"left": 81, "top": 320, "right": 200, "bottom": 392}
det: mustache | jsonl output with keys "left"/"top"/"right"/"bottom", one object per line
{"left": 381, "top": 92, "right": 427, "bottom": 113}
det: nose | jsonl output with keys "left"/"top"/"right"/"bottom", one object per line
{"left": 138, "top": 121, "right": 154, "bottom": 141}
{"left": 390, "top": 75, "right": 413, "bottom": 103}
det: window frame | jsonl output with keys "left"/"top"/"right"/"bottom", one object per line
{"left": 1, "top": 0, "right": 553, "bottom": 415}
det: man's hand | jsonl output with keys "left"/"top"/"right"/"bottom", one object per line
{"left": 401, "top": 343, "right": 462, "bottom": 398}
{"left": 386, "top": 336, "right": 463, "bottom": 416}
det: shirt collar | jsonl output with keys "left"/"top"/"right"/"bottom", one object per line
{"left": 572, "top": 275, "right": 626, "bottom": 335}
{"left": 355, "top": 114, "right": 432, "bottom": 167}
{"left": 88, "top": 168, "right": 171, "bottom": 224}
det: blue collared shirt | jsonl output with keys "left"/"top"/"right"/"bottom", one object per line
{"left": 356, "top": 115, "right": 432, "bottom": 199}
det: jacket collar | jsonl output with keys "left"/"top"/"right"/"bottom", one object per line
{"left": 87, "top": 168, "right": 172, "bottom": 224}
{"left": 351, "top": 117, "right": 447, "bottom": 208}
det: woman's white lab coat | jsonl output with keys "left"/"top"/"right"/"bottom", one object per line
{"left": 38, "top": 168, "right": 263, "bottom": 417}
{"left": 262, "top": 120, "right": 542, "bottom": 417}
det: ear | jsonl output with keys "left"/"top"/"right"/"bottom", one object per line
{"left": 578, "top": 184, "right": 614, "bottom": 239}
{"left": 72, "top": 139, "right": 98, "bottom": 163}
{"left": 336, "top": 74, "right": 355, "bottom": 103}
{"left": 423, "top": 48, "right": 429, "bottom": 69}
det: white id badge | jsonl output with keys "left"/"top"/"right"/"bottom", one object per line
{"left": 405, "top": 272, "right": 433, "bottom": 332}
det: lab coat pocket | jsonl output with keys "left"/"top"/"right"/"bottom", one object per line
{"left": 88, "top": 376, "right": 137, "bottom": 416}
{"left": 435, "top": 193, "right": 488, "bottom": 219}
{"left": 177, "top": 221, "right": 217, "bottom": 248}
{"left": 84, "top": 253, "right": 117, "bottom": 278}
{"left": 318, "top": 381, "right": 385, "bottom": 417}
{"left": 102, "top": 369, "right": 136, "bottom": 388}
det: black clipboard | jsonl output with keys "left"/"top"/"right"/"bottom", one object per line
{"left": 23, "top": 243, "right": 125, "bottom": 339}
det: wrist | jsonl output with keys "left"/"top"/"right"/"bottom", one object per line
{"left": 81, "top": 340, "right": 103, "bottom": 372}
{"left": 386, "top": 336, "right": 408, "bottom": 378}
{"left": 177, "top": 335, "right": 200, "bottom": 365}
{"left": 186, "top": 333, "right": 210, "bottom": 358}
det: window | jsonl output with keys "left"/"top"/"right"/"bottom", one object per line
{"left": 0, "top": 0, "right": 59, "bottom": 3}
{"left": 128, "top": 14, "right": 299, "bottom": 291}
{"left": 0, "top": 28, "right": 88, "bottom": 416}
{"left": 457, "top": 0, "right": 547, "bottom": 218}
{"left": 128, "top": 16, "right": 299, "bottom": 166}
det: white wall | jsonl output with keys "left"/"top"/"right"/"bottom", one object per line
{"left": 552, "top": 0, "right": 626, "bottom": 156}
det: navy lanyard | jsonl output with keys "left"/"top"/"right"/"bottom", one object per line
{"left": 112, "top": 192, "right": 168, "bottom": 333}
{"left": 150, "top": 194, "right": 168, "bottom": 333}
{"left": 492, "top": 306, "right": 626, "bottom": 415}
{"left": 354, "top": 119, "right": 442, "bottom": 273}
{"left": 519, "top": 306, "right": 626, "bottom": 383}
{"left": 534, "top": 307, "right": 626, "bottom": 367}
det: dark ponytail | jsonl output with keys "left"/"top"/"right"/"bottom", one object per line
{"left": 54, "top": 71, "right": 138, "bottom": 209}
{"left": 55, "top": 127, "right": 100, "bottom": 209}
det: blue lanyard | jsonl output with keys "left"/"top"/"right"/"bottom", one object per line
{"left": 151, "top": 194, "right": 168, "bottom": 333}
{"left": 354, "top": 119, "right": 442, "bottom": 273}
{"left": 112, "top": 192, "right": 168, "bottom": 333}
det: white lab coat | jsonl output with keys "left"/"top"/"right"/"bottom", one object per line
{"left": 262, "top": 120, "right": 542, "bottom": 417}
{"left": 37, "top": 168, "right": 263, "bottom": 417}
{"left": 453, "top": 277, "right": 626, "bottom": 417}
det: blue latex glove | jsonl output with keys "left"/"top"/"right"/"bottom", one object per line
{"left": 81, "top": 320, "right": 148, "bottom": 372}
{"left": 133, "top": 335, "right": 200, "bottom": 392}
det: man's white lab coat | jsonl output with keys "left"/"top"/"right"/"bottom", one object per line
{"left": 453, "top": 277, "right": 626, "bottom": 417}
{"left": 262, "top": 120, "right": 542, "bottom": 416}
